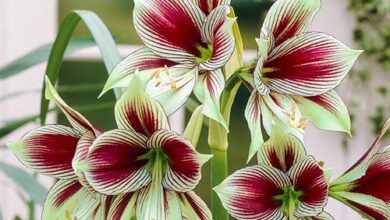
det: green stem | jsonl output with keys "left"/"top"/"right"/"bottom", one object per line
{"left": 211, "top": 148, "right": 228, "bottom": 220}
{"left": 27, "top": 200, "right": 35, "bottom": 220}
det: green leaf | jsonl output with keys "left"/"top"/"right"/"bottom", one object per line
{"left": 40, "top": 10, "right": 122, "bottom": 125}
{"left": 0, "top": 161, "right": 48, "bottom": 205}
{"left": 0, "top": 37, "right": 99, "bottom": 79}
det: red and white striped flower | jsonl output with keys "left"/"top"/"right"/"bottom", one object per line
{"left": 8, "top": 77, "right": 109, "bottom": 219}
{"left": 82, "top": 73, "right": 212, "bottom": 220}
{"left": 100, "top": 0, "right": 236, "bottom": 129}
{"left": 215, "top": 127, "right": 330, "bottom": 220}
{"left": 330, "top": 118, "right": 390, "bottom": 220}
{"left": 244, "top": 0, "right": 362, "bottom": 160}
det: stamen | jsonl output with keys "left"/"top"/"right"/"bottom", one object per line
{"left": 290, "top": 101, "right": 297, "bottom": 121}
{"left": 153, "top": 69, "right": 161, "bottom": 78}
{"left": 65, "top": 209, "right": 71, "bottom": 220}
{"left": 170, "top": 79, "right": 177, "bottom": 90}
{"left": 319, "top": 161, "right": 325, "bottom": 167}
{"left": 155, "top": 81, "right": 161, "bottom": 87}
{"left": 296, "top": 118, "right": 308, "bottom": 129}
{"left": 164, "top": 65, "right": 170, "bottom": 76}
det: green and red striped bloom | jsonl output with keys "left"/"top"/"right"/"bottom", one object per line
{"left": 100, "top": 0, "right": 236, "bottom": 129}
{"left": 8, "top": 77, "right": 110, "bottom": 219}
{"left": 81, "top": 74, "right": 212, "bottom": 220}
{"left": 330, "top": 118, "right": 390, "bottom": 219}
{"left": 215, "top": 127, "right": 331, "bottom": 220}
{"left": 244, "top": 0, "right": 362, "bottom": 160}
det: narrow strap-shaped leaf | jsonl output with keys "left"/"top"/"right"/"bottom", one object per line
{"left": 0, "top": 161, "right": 48, "bottom": 205}
{"left": 40, "top": 10, "right": 121, "bottom": 125}
{"left": 0, "top": 36, "right": 99, "bottom": 79}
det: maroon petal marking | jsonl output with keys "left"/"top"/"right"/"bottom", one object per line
{"left": 288, "top": 156, "right": 328, "bottom": 217}
{"left": 85, "top": 129, "right": 151, "bottom": 195}
{"left": 196, "top": 0, "right": 231, "bottom": 15}
{"left": 107, "top": 193, "right": 137, "bottom": 220}
{"left": 178, "top": 191, "right": 212, "bottom": 220}
{"left": 9, "top": 125, "right": 79, "bottom": 179}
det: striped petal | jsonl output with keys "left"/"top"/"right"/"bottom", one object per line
{"left": 8, "top": 125, "right": 79, "bottom": 179}
{"left": 263, "top": 32, "right": 363, "bottom": 96}
{"left": 214, "top": 165, "right": 291, "bottom": 220}
{"left": 331, "top": 118, "right": 390, "bottom": 186}
{"left": 262, "top": 0, "right": 321, "bottom": 48}
{"left": 45, "top": 76, "right": 97, "bottom": 136}
{"left": 179, "top": 191, "right": 212, "bottom": 220}
{"left": 349, "top": 146, "right": 390, "bottom": 204}
{"left": 245, "top": 91, "right": 264, "bottom": 162}
{"left": 195, "top": 0, "right": 231, "bottom": 15}
{"left": 200, "top": 5, "right": 235, "bottom": 70}
{"left": 136, "top": 186, "right": 181, "bottom": 220}
{"left": 107, "top": 192, "right": 138, "bottom": 220}
{"left": 293, "top": 90, "right": 351, "bottom": 134}
{"left": 300, "top": 212, "right": 334, "bottom": 220}
{"left": 134, "top": 0, "right": 206, "bottom": 64}
{"left": 148, "top": 129, "right": 212, "bottom": 192}
{"left": 145, "top": 67, "right": 198, "bottom": 116}
{"left": 258, "top": 126, "right": 306, "bottom": 173}
{"left": 42, "top": 179, "right": 100, "bottom": 220}
{"left": 115, "top": 73, "right": 170, "bottom": 136}
{"left": 84, "top": 129, "right": 151, "bottom": 195}
{"left": 100, "top": 47, "right": 179, "bottom": 96}
{"left": 193, "top": 69, "right": 227, "bottom": 130}
{"left": 331, "top": 191, "right": 390, "bottom": 220}
{"left": 288, "top": 157, "right": 328, "bottom": 218}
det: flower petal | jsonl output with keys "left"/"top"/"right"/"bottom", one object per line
{"left": 134, "top": 0, "right": 206, "bottom": 64}
{"left": 84, "top": 129, "right": 151, "bottom": 195}
{"left": 9, "top": 125, "right": 79, "bottom": 179}
{"left": 101, "top": 47, "right": 179, "bottom": 96}
{"left": 136, "top": 186, "right": 181, "bottom": 220}
{"left": 115, "top": 72, "right": 170, "bottom": 136}
{"left": 331, "top": 118, "right": 390, "bottom": 186}
{"left": 293, "top": 90, "right": 351, "bottom": 133}
{"left": 45, "top": 76, "right": 97, "bottom": 135}
{"left": 148, "top": 129, "right": 212, "bottom": 192}
{"left": 300, "top": 212, "right": 334, "bottom": 220}
{"left": 146, "top": 67, "right": 198, "bottom": 116}
{"left": 258, "top": 126, "right": 306, "bottom": 173}
{"left": 349, "top": 146, "right": 390, "bottom": 204}
{"left": 200, "top": 6, "right": 235, "bottom": 70}
{"left": 42, "top": 179, "right": 100, "bottom": 220}
{"left": 193, "top": 69, "right": 227, "bottom": 130}
{"left": 262, "top": 0, "right": 321, "bottom": 48}
{"left": 331, "top": 191, "right": 390, "bottom": 220}
{"left": 214, "top": 165, "right": 291, "bottom": 220}
{"left": 195, "top": 0, "right": 231, "bottom": 15}
{"left": 107, "top": 193, "right": 138, "bottom": 220}
{"left": 263, "top": 32, "right": 362, "bottom": 96}
{"left": 288, "top": 157, "right": 328, "bottom": 217}
{"left": 245, "top": 91, "right": 264, "bottom": 162}
{"left": 178, "top": 191, "right": 212, "bottom": 220}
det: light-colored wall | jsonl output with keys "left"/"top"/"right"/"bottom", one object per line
{"left": 0, "top": 0, "right": 387, "bottom": 219}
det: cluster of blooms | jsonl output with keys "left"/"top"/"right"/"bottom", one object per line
{"left": 8, "top": 0, "right": 390, "bottom": 219}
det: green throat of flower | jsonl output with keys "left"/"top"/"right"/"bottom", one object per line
{"left": 196, "top": 44, "right": 213, "bottom": 64}
{"left": 274, "top": 186, "right": 303, "bottom": 219}
{"left": 139, "top": 148, "right": 169, "bottom": 181}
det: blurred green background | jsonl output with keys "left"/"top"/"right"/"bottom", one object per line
{"left": 57, "top": 0, "right": 272, "bottom": 212}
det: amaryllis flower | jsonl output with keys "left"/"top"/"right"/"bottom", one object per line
{"left": 8, "top": 77, "right": 108, "bottom": 219}
{"left": 244, "top": 0, "right": 362, "bottom": 160}
{"left": 329, "top": 118, "right": 390, "bottom": 219}
{"left": 81, "top": 74, "right": 212, "bottom": 220}
{"left": 215, "top": 127, "right": 330, "bottom": 220}
{"left": 99, "top": 0, "right": 236, "bottom": 129}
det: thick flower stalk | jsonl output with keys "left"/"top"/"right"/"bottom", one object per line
{"left": 244, "top": 0, "right": 362, "bottom": 160}
{"left": 329, "top": 118, "right": 390, "bottom": 219}
{"left": 100, "top": 0, "right": 235, "bottom": 129}
{"left": 214, "top": 127, "right": 331, "bottom": 220}
{"left": 8, "top": 77, "right": 110, "bottom": 219}
{"left": 81, "top": 73, "right": 212, "bottom": 220}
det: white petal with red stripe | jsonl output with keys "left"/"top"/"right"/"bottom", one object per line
{"left": 84, "top": 129, "right": 151, "bottom": 195}
{"left": 194, "top": 69, "right": 227, "bottom": 130}
{"left": 214, "top": 164, "right": 291, "bottom": 220}
{"left": 288, "top": 157, "right": 328, "bottom": 217}
{"left": 195, "top": 0, "right": 231, "bottom": 15}
{"left": 263, "top": 32, "right": 362, "bottom": 96}
{"left": 9, "top": 125, "right": 79, "bottom": 179}
{"left": 245, "top": 91, "right": 264, "bottom": 162}
{"left": 179, "top": 191, "right": 212, "bottom": 220}
{"left": 134, "top": 0, "right": 206, "bottom": 64}
{"left": 115, "top": 73, "right": 170, "bottom": 136}
{"left": 262, "top": 0, "right": 321, "bottom": 48}
{"left": 294, "top": 90, "right": 351, "bottom": 133}
{"left": 107, "top": 192, "right": 138, "bottom": 220}
{"left": 148, "top": 129, "right": 212, "bottom": 192}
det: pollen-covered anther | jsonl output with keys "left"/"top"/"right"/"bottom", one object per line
{"left": 319, "top": 161, "right": 325, "bottom": 167}
{"left": 164, "top": 65, "right": 170, "bottom": 76}
{"left": 296, "top": 118, "right": 308, "bottom": 129}
{"left": 155, "top": 81, "right": 162, "bottom": 87}
{"left": 153, "top": 69, "right": 161, "bottom": 78}
{"left": 170, "top": 79, "right": 177, "bottom": 90}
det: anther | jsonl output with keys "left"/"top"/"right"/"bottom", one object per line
{"left": 170, "top": 79, "right": 177, "bottom": 90}
{"left": 153, "top": 69, "right": 161, "bottom": 78}
{"left": 155, "top": 81, "right": 161, "bottom": 87}
{"left": 164, "top": 65, "right": 170, "bottom": 76}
